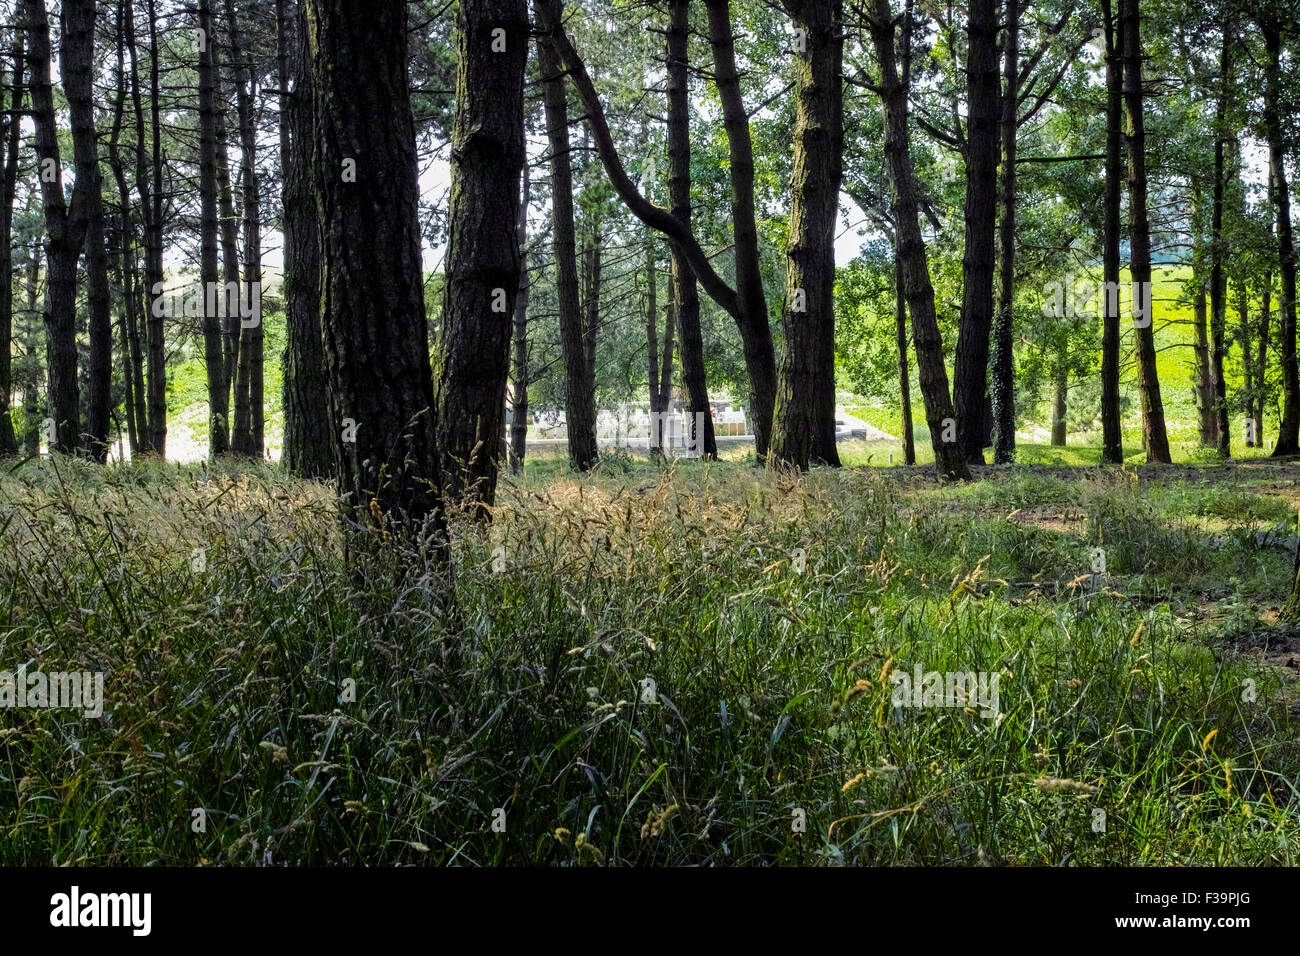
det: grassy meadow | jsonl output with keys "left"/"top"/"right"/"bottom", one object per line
{"left": 1, "top": 451, "right": 1298, "bottom": 865}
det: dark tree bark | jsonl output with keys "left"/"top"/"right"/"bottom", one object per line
{"left": 1099, "top": 0, "right": 1123, "bottom": 464}
{"left": 894, "top": 0, "right": 914, "bottom": 467}
{"left": 1120, "top": 0, "right": 1170, "bottom": 462}
{"left": 1208, "top": 25, "right": 1232, "bottom": 458}
{"left": 280, "top": 0, "right": 330, "bottom": 478}
{"left": 225, "top": 0, "right": 263, "bottom": 458}
{"left": 659, "top": 283, "right": 676, "bottom": 421}
{"left": 213, "top": 44, "right": 241, "bottom": 451}
{"left": 1261, "top": 16, "right": 1298, "bottom": 456}
{"left": 434, "top": 0, "right": 527, "bottom": 511}
{"left": 1257, "top": 166, "right": 1275, "bottom": 447}
{"left": 646, "top": 237, "right": 661, "bottom": 455}
{"left": 665, "top": 0, "right": 714, "bottom": 459}
{"left": 535, "top": 0, "right": 598, "bottom": 472}
{"left": 894, "top": 251, "right": 914, "bottom": 465}
{"left": 771, "top": 0, "right": 843, "bottom": 470}
{"left": 867, "top": 0, "right": 969, "bottom": 480}
{"left": 704, "top": 0, "right": 777, "bottom": 459}
{"left": 107, "top": 0, "right": 149, "bottom": 456}
{"left": 1238, "top": 280, "right": 1252, "bottom": 445}
{"left": 581, "top": 212, "right": 601, "bottom": 391}
{"left": 952, "top": 0, "right": 999, "bottom": 466}
{"left": 62, "top": 0, "right": 114, "bottom": 462}
{"left": 128, "top": 0, "right": 166, "bottom": 455}
{"left": 19, "top": 243, "right": 41, "bottom": 454}
{"left": 510, "top": 163, "right": 531, "bottom": 475}
{"left": 304, "top": 0, "right": 442, "bottom": 533}
{"left": 199, "top": 0, "right": 229, "bottom": 457}
{"left": 26, "top": 0, "right": 91, "bottom": 454}
{"left": 991, "top": 0, "right": 1018, "bottom": 465}
{"left": 0, "top": 22, "right": 22, "bottom": 456}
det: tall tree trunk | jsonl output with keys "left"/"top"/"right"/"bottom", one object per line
{"left": 213, "top": 46, "right": 241, "bottom": 450}
{"left": 20, "top": 242, "right": 41, "bottom": 453}
{"left": 199, "top": 0, "right": 229, "bottom": 458}
{"left": 1191, "top": 185, "right": 1215, "bottom": 446}
{"left": 1120, "top": 0, "right": 1170, "bottom": 463}
{"left": 26, "top": 0, "right": 87, "bottom": 454}
{"left": 991, "top": 0, "right": 1018, "bottom": 465}
{"left": 130, "top": 0, "right": 166, "bottom": 455}
{"left": 280, "top": 0, "right": 331, "bottom": 478}
{"left": 223, "top": 0, "right": 263, "bottom": 458}
{"left": 665, "top": 0, "right": 714, "bottom": 459}
{"left": 894, "top": 0, "right": 914, "bottom": 467}
{"left": 1257, "top": 166, "right": 1275, "bottom": 448}
{"left": 771, "top": 0, "right": 843, "bottom": 470}
{"left": 1239, "top": 279, "right": 1253, "bottom": 445}
{"left": 433, "top": 0, "right": 527, "bottom": 512}
{"left": 1262, "top": 17, "right": 1298, "bottom": 456}
{"left": 1208, "top": 28, "right": 1232, "bottom": 458}
{"left": 510, "top": 164, "right": 531, "bottom": 475}
{"left": 63, "top": 0, "right": 113, "bottom": 461}
{"left": 305, "top": 0, "right": 442, "bottom": 534}
{"left": 1099, "top": 0, "right": 1123, "bottom": 464}
{"left": 582, "top": 217, "right": 601, "bottom": 391}
{"left": 894, "top": 249, "right": 914, "bottom": 465}
{"left": 0, "top": 22, "right": 21, "bottom": 456}
{"left": 107, "top": 0, "right": 149, "bottom": 456}
{"left": 535, "top": 0, "right": 598, "bottom": 472}
{"left": 953, "top": 0, "right": 999, "bottom": 465}
{"left": 646, "top": 237, "right": 661, "bottom": 456}
{"left": 1050, "top": 344, "right": 1068, "bottom": 446}
{"left": 704, "top": 0, "right": 777, "bottom": 460}
{"left": 868, "top": 0, "right": 969, "bottom": 480}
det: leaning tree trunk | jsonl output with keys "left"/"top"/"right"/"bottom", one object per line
{"left": 535, "top": 0, "right": 599, "bottom": 472}
{"left": 952, "top": 0, "right": 999, "bottom": 466}
{"left": 868, "top": 0, "right": 968, "bottom": 480}
{"left": 1262, "top": 18, "right": 1299, "bottom": 456}
{"left": 433, "top": 0, "right": 528, "bottom": 513}
{"left": 538, "top": 0, "right": 765, "bottom": 459}
{"left": 1099, "top": 0, "right": 1123, "bottom": 464}
{"left": 990, "top": 0, "right": 1018, "bottom": 465}
{"left": 304, "top": 0, "right": 442, "bottom": 535}
{"left": 771, "top": 0, "right": 843, "bottom": 470}
{"left": 704, "top": 0, "right": 778, "bottom": 460}
{"left": 280, "top": 0, "right": 331, "bottom": 478}
{"left": 1120, "top": 0, "right": 1170, "bottom": 463}
{"left": 665, "top": 0, "right": 715, "bottom": 458}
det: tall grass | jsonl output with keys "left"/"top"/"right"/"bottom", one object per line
{"left": 0, "top": 455, "right": 1296, "bottom": 865}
